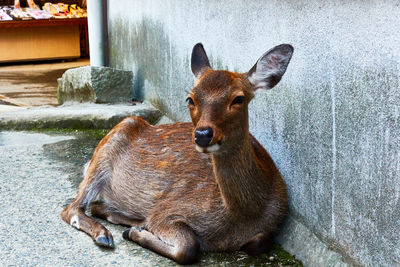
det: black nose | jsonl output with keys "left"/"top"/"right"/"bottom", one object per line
{"left": 195, "top": 127, "right": 213, "bottom": 147}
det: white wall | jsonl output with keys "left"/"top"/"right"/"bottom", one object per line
{"left": 107, "top": 1, "right": 400, "bottom": 265}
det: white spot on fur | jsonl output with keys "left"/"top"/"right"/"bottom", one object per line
{"left": 171, "top": 245, "right": 179, "bottom": 257}
{"left": 107, "top": 215, "right": 117, "bottom": 224}
{"left": 122, "top": 117, "right": 137, "bottom": 124}
{"left": 206, "top": 143, "right": 220, "bottom": 152}
{"left": 70, "top": 215, "right": 80, "bottom": 229}
{"left": 196, "top": 143, "right": 220, "bottom": 153}
{"left": 195, "top": 145, "right": 204, "bottom": 153}
{"left": 83, "top": 160, "right": 91, "bottom": 177}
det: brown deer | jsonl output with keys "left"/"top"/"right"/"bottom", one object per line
{"left": 61, "top": 43, "right": 293, "bottom": 264}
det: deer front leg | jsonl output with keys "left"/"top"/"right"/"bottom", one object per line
{"left": 122, "top": 222, "right": 199, "bottom": 265}
{"left": 241, "top": 232, "right": 273, "bottom": 255}
{"left": 61, "top": 203, "right": 115, "bottom": 248}
{"left": 61, "top": 159, "right": 115, "bottom": 248}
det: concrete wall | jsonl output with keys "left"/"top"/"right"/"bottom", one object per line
{"left": 107, "top": 1, "right": 400, "bottom": 265}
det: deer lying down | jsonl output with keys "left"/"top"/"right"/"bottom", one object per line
{"left": 61, "top": 43, "right": 293, "bottom": 264}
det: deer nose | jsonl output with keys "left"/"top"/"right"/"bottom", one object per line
{"left": 194, "top": 127, "right": 213, "bottom": 147}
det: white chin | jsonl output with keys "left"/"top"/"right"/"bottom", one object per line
{"left": 196, "top": 143, "right": 220, "bottom": 153}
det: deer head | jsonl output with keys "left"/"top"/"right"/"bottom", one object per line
{"left": 187, "top": 43, "right": 294, "bottom": 153}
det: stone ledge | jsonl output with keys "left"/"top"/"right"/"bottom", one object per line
{"left": 0, "top": 103, "right": 162, "bottom": 130}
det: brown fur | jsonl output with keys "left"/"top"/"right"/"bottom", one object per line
{"left": 61, "top": 43, "right": 293, "bottom": 264}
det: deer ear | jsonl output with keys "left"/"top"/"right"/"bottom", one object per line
{"left": 247, "top": 44, "right": 293, "bottom": 90}
{"left": 191, "top": 43, "right": 211, "bottom": 79}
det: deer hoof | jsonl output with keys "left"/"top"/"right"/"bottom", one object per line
{"left": 95, "top": 235, "right": 115, "bottom": 248}
{"left": 122, "top": 226, "right": 144, "bottom": 241}
{"left": 122, "top": 228, "right": 130, "bottom": 240}
{"left": 122, "top": 226, "right": 139, "bottom": 240}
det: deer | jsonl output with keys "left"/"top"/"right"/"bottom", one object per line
{"left": 60, "top": 43, "right": 293, "bottom": 264}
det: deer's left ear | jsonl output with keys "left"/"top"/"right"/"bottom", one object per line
{"left": 191, "top": 43, "right": 211, "bottom": 80}
{"left": 247, "top": 44, "right": 293, "bottom": 90}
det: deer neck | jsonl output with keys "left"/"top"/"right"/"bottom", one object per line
{"left": 211, "top": 133, "right": 271, "bottom": 217}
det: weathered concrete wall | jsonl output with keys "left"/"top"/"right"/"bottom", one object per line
{"left": 107, "top": 1, "right": 400, "bottom": 265}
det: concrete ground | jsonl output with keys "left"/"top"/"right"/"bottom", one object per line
{"left": 0, "top": 131, "right": 175, "bottom": 266}
{"left": 0, "top": 131, "right": 300, "bottom": 266}
{"left": 0, "top": 59, "right": 89, "bottom": 109}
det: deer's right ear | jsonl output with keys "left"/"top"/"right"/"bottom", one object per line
{"left": 191, "top": 43, "right": 211, "bottom": 79}
{"left": 247, "top": 44, "right": 294, "bottom": 90}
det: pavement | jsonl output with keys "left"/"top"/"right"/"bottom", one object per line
{"left": 0, "top": 131, "right": 174, "bottom": 266}
{"left": 0, "top": 59, "right": 89, "bottom": 109}
{"left": 0, "top": 131, "right": 298, "bottom": 266}
{"left": 0, "top": 60, "right": 176, "bottom": 266}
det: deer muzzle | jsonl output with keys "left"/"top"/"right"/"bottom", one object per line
{"left": 194, "top": 127, "right": 221, "bottom": 153}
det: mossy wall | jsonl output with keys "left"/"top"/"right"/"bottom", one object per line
{"left": 107, "top": 1, "right": 400, "bottom": 265}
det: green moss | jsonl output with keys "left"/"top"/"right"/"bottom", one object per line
{"left": 30, "top": 127, "right": 109, "bottom": 140}
{"left": 269, "top": 244, "right": 302, "bottom": 266}
{"left": 196, "top": 244, "right": 302, "bottom": 266}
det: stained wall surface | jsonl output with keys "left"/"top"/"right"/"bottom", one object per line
{"left": 107, "top": 1, "right": 400, "bottom": 265}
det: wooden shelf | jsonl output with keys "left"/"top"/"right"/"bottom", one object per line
{"left": 0, "top": 18, "right": 87, "bottom": 62}
{"left": 0, "top": 17, "right": 87, "bottom": 28}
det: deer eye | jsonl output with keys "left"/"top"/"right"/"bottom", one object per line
{"left": 231, "top": 96, "right": 245, "bottom": 105}
{"left": 186, "top": 97, "right": 195, "bottom": 106}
